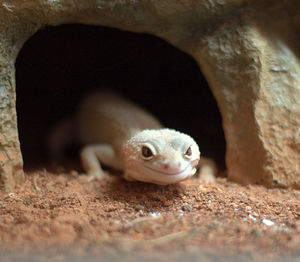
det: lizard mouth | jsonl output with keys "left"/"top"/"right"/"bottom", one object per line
{"left": 127, "top": 159, "right": 199, "bottom": 185}
{"left": 144, "top": 162, "right": 192, "bottom": 176}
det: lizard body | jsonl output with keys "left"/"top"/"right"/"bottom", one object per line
{"left": 50, "top": 91, "right": 214, "bottom": 185}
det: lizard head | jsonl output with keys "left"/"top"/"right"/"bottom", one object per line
{"left": 123, "top": 129, "right": 200, "bottom": 185}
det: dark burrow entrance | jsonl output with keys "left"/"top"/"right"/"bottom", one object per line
{"left": 16, "top": 24, "right": 226, "bottom": 174}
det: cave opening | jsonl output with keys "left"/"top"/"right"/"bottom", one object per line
{"left": 16, "top": 24, "right": 225, "bottom": 174}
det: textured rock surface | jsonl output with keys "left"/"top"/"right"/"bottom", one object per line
{"left": 0, "top": 0, "right": 299, "bottom": 189}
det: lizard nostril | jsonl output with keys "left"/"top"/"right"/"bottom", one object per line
{"left": 163, "top": 164, "right": 169, "bottom": 170}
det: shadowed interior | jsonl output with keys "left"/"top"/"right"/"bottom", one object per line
{"left": 15, "top": 24, "right": 225, "bottom": 173}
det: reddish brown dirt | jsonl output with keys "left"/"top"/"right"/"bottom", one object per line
{"left": 0, "top": 170, "right": 299, "bottom": 261}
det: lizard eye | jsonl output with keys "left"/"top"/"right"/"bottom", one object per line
{"left": 141, "top": 146, "right": 154, "bottom": 160}
{"left": 184, "top": 146, "right": 192, "bottom": 158}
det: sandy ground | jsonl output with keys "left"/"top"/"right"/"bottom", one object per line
{"left": 0, "top": 170, "right": 299, "bottom": 262}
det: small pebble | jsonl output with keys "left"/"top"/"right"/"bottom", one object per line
{"left": 262, "top": 218, "right": 275, "bottom": 226}
{"left": 248, "top": 214, "right": 257, "bottom": 222}
{"left": 181, "top": 205, "right": 192, "bottom": 212}
{"left": 150, "top": 212, "right": 161, "bottom": 217}
{"left": 135, "top": 205, "right": 144, "bottom": 211}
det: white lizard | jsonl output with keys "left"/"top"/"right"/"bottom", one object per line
{"left": 49, "top": 91, "right": 215, "bottom": 185}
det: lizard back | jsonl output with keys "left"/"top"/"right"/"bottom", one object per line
{"left": 77, "top": 91, "right": 163, "bottom": 148}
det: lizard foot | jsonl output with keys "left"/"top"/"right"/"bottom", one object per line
{"left": 198, "top": 165, "right": 216, "bottom": 184}
{"left": 87, "top": 170, "right": 109, "bottom": 182}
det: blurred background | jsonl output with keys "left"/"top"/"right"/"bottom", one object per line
{"left": 16, "top": 24, "right": 225, "bottom": 173}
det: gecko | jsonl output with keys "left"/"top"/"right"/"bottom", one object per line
{"left": 48, "top": 91, "right": 216, "bottom": 185}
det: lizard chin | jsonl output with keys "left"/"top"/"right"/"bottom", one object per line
{"left": 125, "top": 162, "right": 196, "bottom": 185}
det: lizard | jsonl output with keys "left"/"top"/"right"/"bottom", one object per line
{"left": 48, "top": 91, "right": 216, "bottom": 185}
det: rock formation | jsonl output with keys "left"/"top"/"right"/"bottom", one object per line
{"left": 0, "top": 0, "right": 299, "bottom": 190}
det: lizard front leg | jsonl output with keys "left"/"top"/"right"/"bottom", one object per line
{"left": 80, "top": 144, "right": 116, "bottom": 181}
{"left": 198, "top": 157, "right": 217, "bottom": 183}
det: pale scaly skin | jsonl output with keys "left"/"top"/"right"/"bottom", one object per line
{"left": 76, "top": 91, "right": 214, "bottom": 185}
